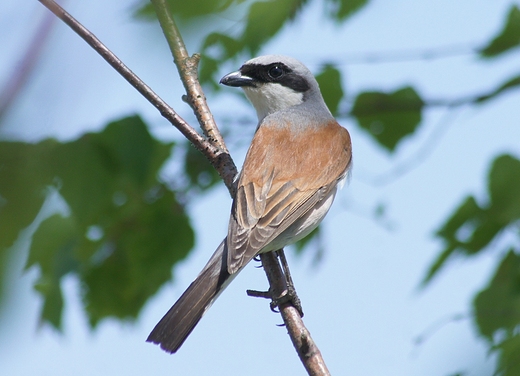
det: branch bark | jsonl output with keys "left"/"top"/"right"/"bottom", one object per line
{"left": 38, "top": 1, "right": 330, "bottom": 374}
{"left": 261, "top": 252, "right": 331, "bottom": 376}
{"left": 150, "top": 0, "right": 236, "bottom": 193}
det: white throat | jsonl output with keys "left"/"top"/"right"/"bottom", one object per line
{"left": 243, "top": 83, "right": 304, "bottom": 121}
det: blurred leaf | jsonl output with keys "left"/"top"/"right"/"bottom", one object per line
{"left": 203, "top": 33, "right": 243, "bottom": 58}
{"left": 480, "top": 5, "right": 520, "bottom": 58}
{"left": 200, "top": 38, "right": 243, "bottom": 87}
{"left": 425, "top": 155, "right": 520, "bottom": 284}
{"left": 315, "top": 64, "right": 344, "bottom": 115}
{"left": 475, "top": 74, "right": 520, "bottom": 105}
{"left": 495, "top": 334, "right": 520, "bottom": 376}
{"left": 28, "top": 214, "right": 80, "bottom": 329}
{"left": 184, "top": 143, "right": 221, "bottom": 191}
{"left": 326, "top": 0, "right": 369, "bottom": 21}
{"left": 242, "top": 0, "right": 307, "bottom": 54}
{"left": 488, "top": 155, "right": 520, "bottom": 222}
{"left": 474, "top": 250, "right": 520, "bottom": 340}
{"left": 422, "top": 245, "right": 456, "bottom": 286}
{"left": 135, "top": 0, "right": 241, "bottom": 19}
{"left": 0, "top": 140, "right": 56, "bottom": 310}
{"left": 0, "top": 141, "right": 55, "bottom": 252}
{"left": 199, "top": 54, "right": 221, "bottom": 89}
{"left": 199, "top": 0, "right": 309, "bottom": 84}
{"left": 84, "top": 186, "right": 194, "bottom": 325}
{"left": 134, "top": 0, "right": 368, "bottom": 91}
{"left": 351, "top": 86, "right": 424, "bottom": 152}
{"left": 3, "top": 115, "right": 195, "bottom": 328}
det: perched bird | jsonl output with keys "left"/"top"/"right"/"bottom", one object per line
{"left": 147, "top": 55, "right": 352, "bottom": 353}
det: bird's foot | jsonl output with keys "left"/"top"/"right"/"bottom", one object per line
{"left": 246, "top": 285, "right": 304, "bottom": 317}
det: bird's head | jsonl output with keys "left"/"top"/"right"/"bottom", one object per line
{"left": 220, "top": 55, "right": 328, "bottom": 122}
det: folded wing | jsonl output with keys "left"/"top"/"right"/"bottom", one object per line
{"left": 227, "top": 120, "right": 352, "bottom": 274}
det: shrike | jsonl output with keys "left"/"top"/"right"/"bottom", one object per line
{"left": 147, "top": 55, "right": 352, "bottom": 353}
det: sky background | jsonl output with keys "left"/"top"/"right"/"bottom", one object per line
{"left": 1, "top": 0, "right": 520, "bottom": 375}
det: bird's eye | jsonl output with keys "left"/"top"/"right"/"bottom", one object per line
{"left": 268, "top": 65, "right": 284, "bottom": 79}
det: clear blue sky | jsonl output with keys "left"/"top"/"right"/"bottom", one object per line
{"left": 1, "top": 0, "right": 519, "bottom": 375}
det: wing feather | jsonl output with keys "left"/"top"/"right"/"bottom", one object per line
{"left": 227, "top": 120, "right": 352, "bottom": 274}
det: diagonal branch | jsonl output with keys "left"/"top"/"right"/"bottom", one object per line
{"left": 261, "top": 252, "right": 331, "bottom": 376}
{"left": 38, "top": 0, "right": 236, "bottom": 194}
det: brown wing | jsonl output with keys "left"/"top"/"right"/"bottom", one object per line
{"left": 227, "top": 119, "right": 352, "bottom": 274}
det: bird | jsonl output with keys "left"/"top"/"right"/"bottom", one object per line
{"left": 147, "top": 55, "right": 352, "bottom": 353}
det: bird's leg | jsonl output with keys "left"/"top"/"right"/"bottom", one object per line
{"left": 274, "top": 249, "right": 304, "bottom": 317}
{"left": 246, "top": 249, "right": 304, "bottom": 317}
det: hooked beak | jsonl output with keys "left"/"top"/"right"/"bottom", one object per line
{"left": 219, "top": 71, "right": 256, "bottom": 87}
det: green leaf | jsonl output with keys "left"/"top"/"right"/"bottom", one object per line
{"left": 495, "top": 335, "right": 520, "bottom": 376}
{"left": 0, "top": 141, "right": 57, "bottom": 306}
{"left": 480, "top": 5, "right": 520, "bottom": 58}
{"left": 202, "top": 33, "right": 243, "bottom": 59}
{"left": 474, "top": 250, "right": 520, "bottom": 340}
{"left": 242, "top": 0, "right": 308, "bottom": 54}
{"left": 200, "top": 36, "right": 243, "bottom": 86}
{"left": 488, "top": 155, "right": 520, "bottom": 223}
{"left": 2, "top": 115, "right": 195, "bottom": 328}
{"left": 435, "top": 197, "right": 482, "bottom": 242}
{"left": 135, "top": 0, "right": 241, "bottom": 20}
{"left": 0, "top": 141, "right": 55, "bottom": 252}
{"left": 52, "top": 116, "right": 174, "bottom": 230}
{"left": 474, "top": 74, "right": 520, "bottom": 105}
{"left": 315, "top": 64, "right": 344, "bottom": 116}
{"left": 199, "top": 54, "right": 221, "bottom": 88}
{"left": 422, "top": 245, "right": 457, "bottom": 286}
{"left": 351, "top": 86, "right": 424, "bottom": 152}
{"left": 326, "top": 0, "right": 369, "bottom": 21}
{"left": 425, "top": 154, "right": 520, "bottom": 285}
{"left": 199, "top": 0, "right": 309, "bottom": 84}
{"left": 83, "top": 187, "right": 194, "bottom": 325}
{"left": 28, "top": 214, "right": 80, "bottom": 329}
{"left": 184, "top": 143, "right": 221, "bottom": 191}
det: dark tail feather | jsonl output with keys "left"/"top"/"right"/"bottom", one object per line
{"left": 147, "top": 240, "right": 231, "bottom": 353}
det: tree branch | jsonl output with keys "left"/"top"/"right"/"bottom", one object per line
{"left": 38, "top": 1, "right": 329, "bottom": 373}
{"left": 260, "top": 252, "right": 331, "bottom": 376}
{"left": 38, "top": 0, "right": 236, "bottom": 195}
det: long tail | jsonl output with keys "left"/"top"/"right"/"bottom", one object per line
{"left": 147, "top": 239, "right": 234, "bottom": 353}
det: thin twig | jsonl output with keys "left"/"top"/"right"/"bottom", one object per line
{"left": 37, "top": 0, "right": 236, "bottom": 194}
{"left": 149, "top": 0, "right": 228, "bottom": 153}
{"left": 149, "top": 0, "right": 236, "bottom": 194}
